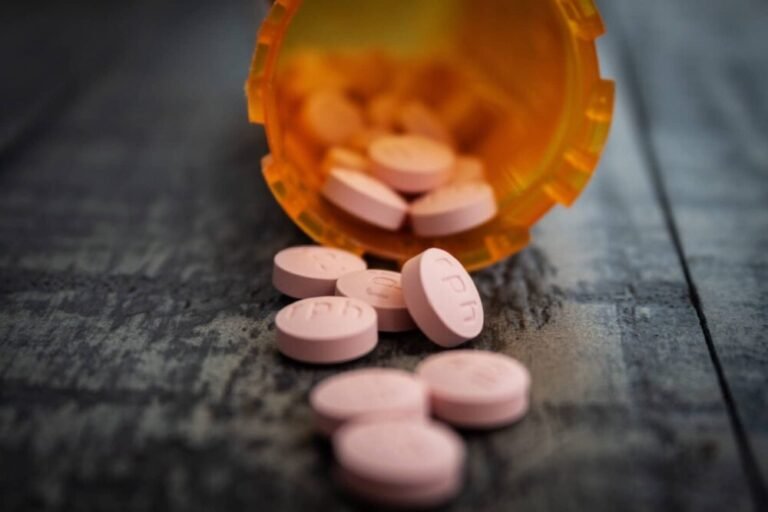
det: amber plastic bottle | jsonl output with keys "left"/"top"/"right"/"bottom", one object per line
{"left": 246, "top": 0, "right": 614, "bottom": 271}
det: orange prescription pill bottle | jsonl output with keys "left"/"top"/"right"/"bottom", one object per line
{"left": 246, "top": 0, "right": 614, "bottom": 271}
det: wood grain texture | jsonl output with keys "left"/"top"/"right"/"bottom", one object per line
{"left": 0, "top": 0, "right": 139, "bottom": 161}
{"left": 601, "top": 0, "right": 768, "bottom": 503}
{"left": 0, "top": 1, "right": 763, "bottom": 511}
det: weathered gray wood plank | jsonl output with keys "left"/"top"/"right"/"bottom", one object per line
{"left": 0, "top": 1, "right": 759, "bottom": 511}
{"left": 601, "top": 0, "right": 768, "bottom": 503}
{"left": 0, "top": 1, "right": 138, "bottom": 159}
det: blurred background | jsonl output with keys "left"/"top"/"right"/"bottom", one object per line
{"left": 1, "top": 1, "right": 766, "bottom": 511}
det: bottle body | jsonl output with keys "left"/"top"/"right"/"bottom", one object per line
{"left": 247, "top": 0, "right": 614, "bottom": 271}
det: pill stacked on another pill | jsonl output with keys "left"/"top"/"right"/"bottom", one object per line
{"left": 307, "top": 354, "right": 531, "bottom": 508}
{"left": 267, "top": 50, "right": 500, "bottom": 239}
{"left": 270, "top": 51, "right": 531, "bottom": 501}
{"left": 302, "top": 344, "right": 530, "bottom": 508}
{"left": 270, "top": 243, "right": 532, "bottom": 507}
{"left": 256, "top": 48, "right": 539, "bottom": 508}
{"left": 319, "top": 131, "right": 499, "bottom": 236}
{"left": 272, "top": 245, "right": 483, "bottom": 364}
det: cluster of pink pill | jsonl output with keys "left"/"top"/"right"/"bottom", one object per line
{"left": 271, "top": 245, "right": 531, "bottom": 507}
{"left": 282, "top": 58, "right": 500, "bottom": 237}
{"left": 320, "top": 135, "right": 498, "bottom": 237}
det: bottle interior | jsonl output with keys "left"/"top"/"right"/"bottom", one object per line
{"left": 257, "top": 0, "right": 611, "bottom": 270}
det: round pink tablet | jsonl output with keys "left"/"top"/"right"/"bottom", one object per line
{"left": 321, "top": 168, "right": 408, "bottom": 231}
{"left": 300, "top": 90, "right": 365, "bottom": 146}
{"left": 272, "top": 246, "right": 367, "bottom": 299}
{"left": 409, "top": 181, "right": 498, "bottom": 237}
{"left": 333, "top": 420, "right": 465, "bottom": 507}
{"left": 335, "top": 270, "right": 416, "bottom": 332}
{"left": 416, "top": 350, "right": 531, "bottom": 429}
{"left": 275, "top": 296, "right": 377, "bottom": 364}
{"left": 400, "top": 248, "right": 483, "bottom": 347}
{"left": 310, "top": 368, "right": 428, "bottom": 435}
{"left": 368, "top": 135, "right": 455, "bottom": 194}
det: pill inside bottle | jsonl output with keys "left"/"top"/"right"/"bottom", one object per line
{"left": 247, "top": 0, "right": 614, "bottom": 270}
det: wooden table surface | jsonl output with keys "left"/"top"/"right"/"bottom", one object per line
{"left": 1, "top": 1, "right": 766, "bottom": 510}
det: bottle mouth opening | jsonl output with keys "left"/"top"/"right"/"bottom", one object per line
{"left": 248, "top": 0, "right": 614, "bottom": 271}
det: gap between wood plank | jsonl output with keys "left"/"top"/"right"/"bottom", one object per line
{"left": 611, "top": 19, "right": 768, "bottom": 510}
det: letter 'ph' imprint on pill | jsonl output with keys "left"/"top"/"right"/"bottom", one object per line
{"left": 443, "top": 275, "right": 467, "bottom": 293}
{"left": 459, "top": 300, "right": 479, "bottom": 323}
{"left": 436, "top": 257, "right": 470, "bottom": 294}
{"left": 287, "top": 299, "right": 363, "bottom": 320}
{"left": 366, "top": 275, "right": 400, "bottom": 299}
{"left": 310, "top": 250, "right": 348, "bottom": 273}
{"left": 402, "top": 248, "right": 483, "bottom": 347}
{"left": 343, "top": 300, "right": 364, "bottom": 319}
{"left": 309, "top": 300, "right": 333, "bottom": 319}
{"left": 287, "top": 300, "right": 330, "bottom": 319}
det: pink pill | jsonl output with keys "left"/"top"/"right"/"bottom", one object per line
{"left": 416, "top": 350, "right": 531, "bottom": 429}
{"left": 272, "top": 246, "right": 367, "bottom": 299}
{"left": 275, "top": 296, "right": 377, "bottom": 364}
{"left": 321, "top": 168, "right": 408, "bottom": 231}
{"left": 310, "top": 368, "right": 428, "bottom": 436}
{"left": 409, "top": 181, "right": 498, "bottom": 237}
{"left": 401, "top": 248, "right": 483, "bottom": 347}
{"left": 368, "top": 135, "right": 455, "bottom": 194}
{"left": 333, "top": 419, "right": 465, "bottom": 507}
{"left": 335, "top": 270, "right": 416, "bottom": 332}
{"left": 300, "top": 90, "right": 365, "bottom": 146}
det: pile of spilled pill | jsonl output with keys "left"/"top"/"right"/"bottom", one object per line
{"left": 271, "top": 245, "right": 531, "bottom": 507}
{"left": 270, "top": 51, "right": 499, "bottom": 237}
